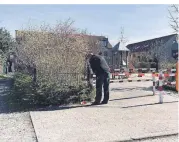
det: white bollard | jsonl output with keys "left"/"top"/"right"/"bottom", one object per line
{"left": 158, "top": 71, "right": 164, "bottom": 104}
{"left": 171, "top": 68, "right": 176, "bottom": 73}
{"left": 152, "top": 72, "right": 156, "bottom": 95}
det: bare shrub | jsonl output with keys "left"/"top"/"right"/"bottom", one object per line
{"left": 15, "top": 19, "right": 93, "bottom": 87}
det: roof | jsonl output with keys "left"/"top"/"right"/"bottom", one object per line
{"left": 127, "top": 34, "right": 177, "bottom": 52}
{"left": 119, "top": 42, "right": 130, "bottom": 51}
{"left": 85, "top": 35, "right": 113, "bottom": 49}
{"left": 15, "top": 30, "right": 113, "bottom": 49}
{"left": 112, "top": 42, "right": 129, "bottom": 51}
{"left": 72, "top": 34, "right": 113, "bottom": 49}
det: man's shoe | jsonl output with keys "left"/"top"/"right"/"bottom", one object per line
{"left": 91, "top": 102, "right": 100, "bottom": 105}
{"left": 101, "top": 101, "right": 108, "bottom": 104}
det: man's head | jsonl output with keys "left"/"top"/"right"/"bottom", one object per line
{"left": 86, "top": 53, "right": 93, "bottom": 60}
{"left": 98, "top": 52, "right": 102, "bottom": 55}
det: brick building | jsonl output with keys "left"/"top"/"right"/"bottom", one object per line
{"left": 127, "top": 34, "right": 178, "bottom": 70}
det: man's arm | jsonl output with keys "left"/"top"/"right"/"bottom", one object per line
{"left": 96, "top": 55, "right": 109, "bottom": 72}
{"left": 89, "top": 56, "right": 100, "bottom": 75}
{"left": 86, "top": 61, "right": 93, "bottom": 80}
{"left": 86, "top": 60, "right": 94, "bottom": 89}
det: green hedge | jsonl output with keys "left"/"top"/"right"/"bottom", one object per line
{"left": 163, "top": 85, "right": 177, "bottom": 92}
{"left": 8, "top": 72, "right": 95, "bottom": 109}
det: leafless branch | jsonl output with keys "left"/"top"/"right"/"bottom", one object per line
{"left": 168, "top": 4, "right": 179, "bottom": 33}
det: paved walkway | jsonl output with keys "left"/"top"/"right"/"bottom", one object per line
{"left": 30, "top": 82, "right": 178, "bottom": 142}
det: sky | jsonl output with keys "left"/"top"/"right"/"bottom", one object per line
{"left": 0, "top": 4, "right": 174, "bottom": 46}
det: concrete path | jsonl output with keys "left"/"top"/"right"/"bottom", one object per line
{"left": 30, "top": 82, "right": 178, "bottom": 142}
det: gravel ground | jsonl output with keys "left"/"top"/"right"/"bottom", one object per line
{"left": 0, "top": 79, "right": 37, "bottom": 142}
{"left": 0, "top": 112, "right": 37, "bottom": 142}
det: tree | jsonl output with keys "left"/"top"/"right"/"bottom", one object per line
{"left": 0, "top": 27, "right": 16, "bottom": 72}
{"left": 168, "top": 4, "right": 178, "bottom": 33}
{"left": 119, "top": 27, "right": 128, "bottom": 44}
{"left": 168, "top": 4, "right": 179, "bottom": 59}
{"left": 0, "top": 28, "right": 15, "bottom": 54}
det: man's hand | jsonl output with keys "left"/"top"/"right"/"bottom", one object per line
{"left": 87, "top": 79, "right": 94, "bottom": 90}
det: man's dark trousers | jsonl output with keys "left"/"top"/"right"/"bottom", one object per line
{"left": 95, "top": 72, "right": 110, "bottom": 103}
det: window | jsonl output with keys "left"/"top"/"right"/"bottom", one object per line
{"left": 138, "top": 56, "right": 140, "bottom": 62}
{"left": 101, "top": 40, "right": 107, "bottom": 47}
{"left": 130, "top": 54, "right": 132, "bottom": 58}
{"left": 108, "top": 57, "right": 111, "bottom": 65}
{"left": 101, "top": 38, "right": 108, "bottom": 47}
{"left": 116, "top": 58, "right": 118, "bottom": 64}
{"left": 142, "top": 56, "right": 147, "bottom": 62}
{"left": 10, "top": 54, "right": 14, "bottom": 60}
{"left": 104, "top": 51, "right": 108, "bottom": 56}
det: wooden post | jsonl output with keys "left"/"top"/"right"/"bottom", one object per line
{"left": 176, "top": 60, "right": 178, "bottom": 91}
{"left": 33, "top": 67, "right": 37, "bottom": 82}
{"left": 152, "top": 71, "right": 156, "bottom": 95}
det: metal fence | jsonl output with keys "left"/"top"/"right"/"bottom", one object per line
{"left": 36, "top": 66, "right": 84, "bottom": 87}
{"left": 51, "top": 73, "right": 83, "bottom": 87}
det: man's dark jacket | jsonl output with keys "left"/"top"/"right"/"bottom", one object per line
{"left": 88, "top": 55, "right": 110, "bottom": 76}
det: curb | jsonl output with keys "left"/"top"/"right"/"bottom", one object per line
{"left": 29, "top": 112, "right": 39, "bottom": 142}
{"left": 0, "top": 78, "right": 13, "bottom": 83}
{"left": 110, "top": 79, "right": 152, "bottom": 83}
{"left": 131, "top": 132, "right": 178, "bottom": 141}
{"left": 114, "top": 132, "right": 178, "bottom": 142}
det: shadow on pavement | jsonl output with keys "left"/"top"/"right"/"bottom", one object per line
{"left": 31, "top": 100, "right": 178, "bottom": 111}
{"left": 0, "top": 79, "right": 25, "bottom": 114}
{"left": 2, "top": 100, "right": 178, "bottom": 113}
{"left": 111, "top": 86, "right": 152, "bottom": 92}
{"left": 36, "top": 104, "right": 94, "bottom": 111}
{"left": 121, "top": 101, "right": 178, "bottom": 108}
{"left": 109, "top": 94, "right": 154, "bottom": 102}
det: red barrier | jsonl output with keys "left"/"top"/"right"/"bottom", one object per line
{"left": 164, "top": 73, "right": 169, "bottom": 78}
{"left": 125, "top": 72, "right": 130, "bottom": 77}
{"left": 112, "top": 72, "right": 119, "bottom": 76}
{"left": 152, "top": 73, "right": 169, "bottom": 77}
{"left": 138, "top": 73, "right": 144, "bottom": 77}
